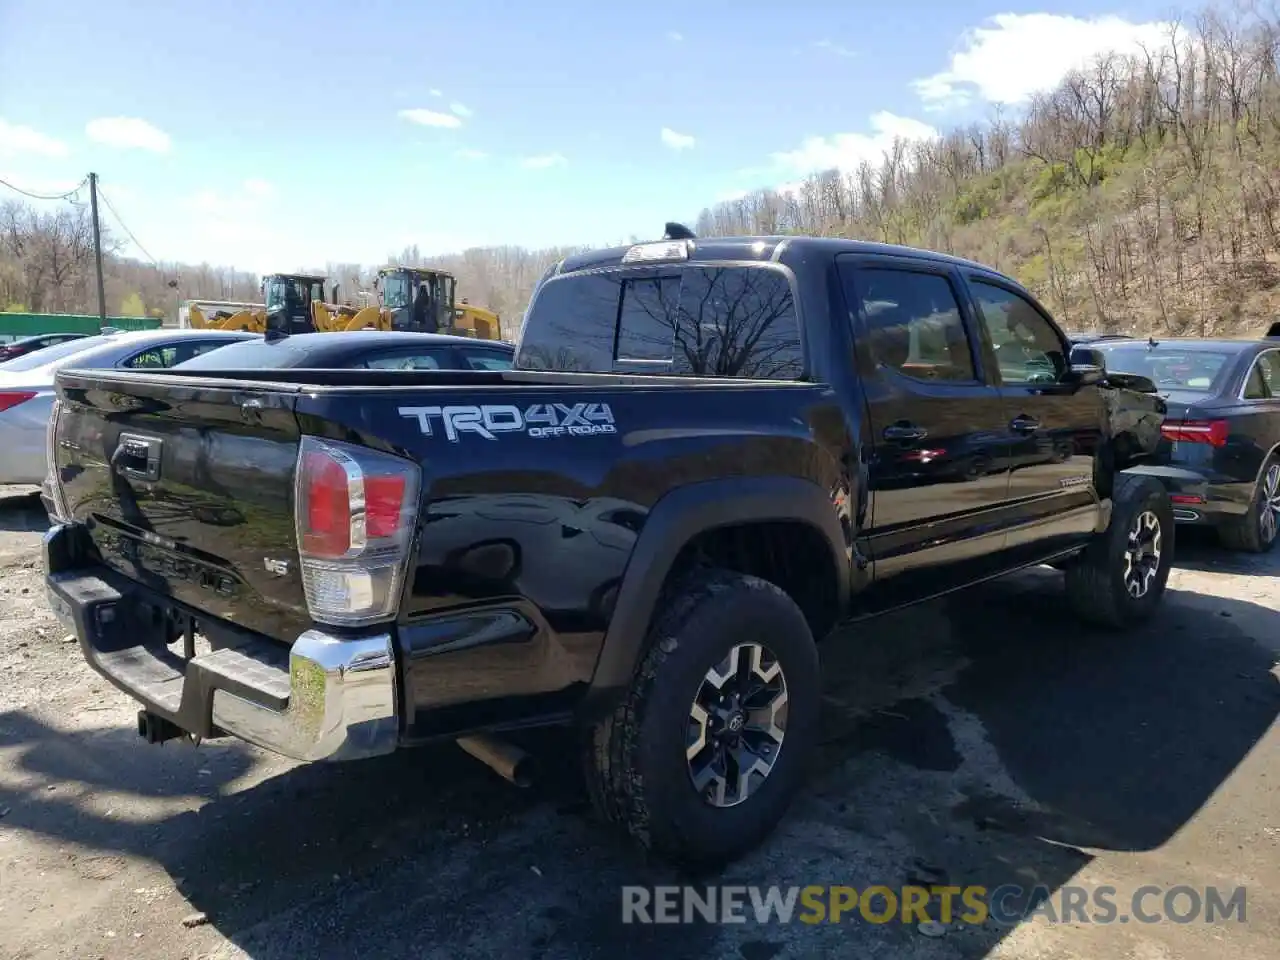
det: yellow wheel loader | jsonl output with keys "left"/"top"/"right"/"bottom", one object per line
{"left": 375, "top": 266, "right": 506, "bottom": 341}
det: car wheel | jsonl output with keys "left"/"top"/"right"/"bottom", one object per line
{"left": 582, "top": 568, "right": 819, "bottom": 867}
{"left": 1065, "top": 472, "right": 1174, "bottom": 629}
{"left": 1218, "top": 456, "right": 1280, "bottom": 554}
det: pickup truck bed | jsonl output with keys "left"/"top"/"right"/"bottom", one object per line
{"left": 45, "top": 231, "right": 1173, "bottom": 866}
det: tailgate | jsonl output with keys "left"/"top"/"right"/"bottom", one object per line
{"left": 51, "top": 372, "right": 310, "bottom": 642}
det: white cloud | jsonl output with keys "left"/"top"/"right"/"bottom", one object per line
{"left": 771, "top": 111, "right": 939, "bottom": 177}
{"left": 813, "top": 39, "right": 856, "bottom": 59}
{"left": 85, "top": 116, "right": 171, "bottom": 153}
{"left": 450, "top": 102, "right": 473, "bottom": 118}
{"left": 398, "top": 108, "right": 463, "bottom": 129}
{"left": 430, "top": 88, "right": 443, "bottom": 98}
{"left": 456, "top": 148, "right": 488, "bottom": 161}
{"left": 520, "top": 153, "right": 567, "bottom": 169}
{"left": 243, "top": 178, "right": 274, "bottom": 198}
{"left": 0, "top": 119, "right": 69, "bottom": 159}
{"left": 668, "top": 30, "right": 684, "bottom": 42}
{"left": 914, "top": 13, "right": 1170, "bottom": 110}
{"left": 660, "top": 127, "right": 696, "bottom": 151}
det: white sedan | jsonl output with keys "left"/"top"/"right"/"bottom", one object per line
{"left": 0, "top": 328, "right": 257, "bottom": 485}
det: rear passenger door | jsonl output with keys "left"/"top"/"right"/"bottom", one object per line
{"left": 963, "top": 275, "right": 1106, "bottom": 552}
{"left": 838, "top": 257, "right": 1012, "bottom": 596}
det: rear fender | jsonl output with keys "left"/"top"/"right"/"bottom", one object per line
{"left": 579, "top": 476, "right": 850, "bottom": 719}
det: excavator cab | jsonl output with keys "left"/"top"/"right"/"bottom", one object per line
{"left": 377, "top": 267, "right": 457, "bottom": 334}
{"left": 263, "top": 273, "right": 329, "bottom": 335}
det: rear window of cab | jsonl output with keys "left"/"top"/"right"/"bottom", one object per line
{"left": 516, "top": 264, "right": 804, "bottom": 380}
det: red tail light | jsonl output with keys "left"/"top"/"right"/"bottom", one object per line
{"left": 365, "top": 475, "right": 407, "bottom": 537}
{"left": 1160, "top": 419, "right": 1229, "bottom": 447}
{"left": 294, "top": 437, "right": 421, "bottom": 626}
{"left": 300, "top": 450, "right": 353, "bottom": 558}
{"left": 0, "top": 390, "right": 36, "bottom": 413}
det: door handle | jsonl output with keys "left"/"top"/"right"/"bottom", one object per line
{"left": 1010, "top": 415, "right": 1040, "bottom": 433}
{"left": 882, "top": 423, "right": 928, "bottom": 442}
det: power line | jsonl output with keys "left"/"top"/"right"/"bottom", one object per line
{"left": 96, "top": 183, "right": 161, "bottom": 267}
{"left": 0, "top": 174, "right": 89, "bottom": 202}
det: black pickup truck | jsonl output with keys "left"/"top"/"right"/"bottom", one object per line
{"left": 43, "top": 229, "right": 1172, "bottom": 866}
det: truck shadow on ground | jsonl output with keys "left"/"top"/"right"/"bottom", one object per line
{"left": 0, "top": 550, "right": 1277, "bottom": 959}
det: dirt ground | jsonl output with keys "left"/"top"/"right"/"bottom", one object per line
{"left": 0, "top": 484, "right": 1276, "bottom": 960}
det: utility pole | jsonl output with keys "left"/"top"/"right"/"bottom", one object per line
{"left": 89, "top": 172, "right": 107, "bottom": 320}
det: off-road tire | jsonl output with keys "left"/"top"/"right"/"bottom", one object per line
{"left": 582, "top": 568, "right": 820, "bottom": 868}
{"left": 1217, "top": 455, "right": 1280, "bottom": 554}
{"left": 1065, "top": 472, "right": 1174, "bottom": 629}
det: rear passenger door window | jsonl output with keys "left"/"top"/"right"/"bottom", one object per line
{"left": 181, "top": 341, "right": 233, "bottom": 364}
{"left": 1245, "top": 351, "right": 1279, "bottom": 399}
{"left": 123, "top": 346, "right": 178, "bottom": 368}
{"left": 852, "top": 269, "right": 977, "bottom": 382}
{"left": 968, "top": 281, "right": 1067, "bottom": 385}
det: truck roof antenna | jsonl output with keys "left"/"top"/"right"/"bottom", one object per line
{"left": 663, "top": 222, "right": 696, "bottom": 241}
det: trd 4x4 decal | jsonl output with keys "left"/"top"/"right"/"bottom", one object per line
{"left": 398, "top": 402, "right": 617, "bottom": 441}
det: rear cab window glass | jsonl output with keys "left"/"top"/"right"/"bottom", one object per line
{"left": 517, "top": 264, "right": 803, "bottom": 379}
{"left": 616, "top": 276, "right": 680, "bottom": 362}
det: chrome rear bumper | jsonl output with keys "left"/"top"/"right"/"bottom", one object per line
{"left": 43, "top": 525, "right": 399, "bottom": 764}
{"left": 210, "top": 630, "right": 398, "bottom": 762}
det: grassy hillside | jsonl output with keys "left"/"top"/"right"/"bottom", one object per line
{"left": 693, "top": 9, "right": 1280, "bottom": 339}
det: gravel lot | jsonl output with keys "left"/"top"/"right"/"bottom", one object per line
{"left": 0, "top": 485, "right": 1276, "bottom": 960}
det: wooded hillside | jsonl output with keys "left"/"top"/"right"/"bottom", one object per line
{"left": 4, "top": 3, "right": 1280, "bottom": 337}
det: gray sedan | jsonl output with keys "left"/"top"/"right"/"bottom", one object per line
{"left": 0, "top": 328, "right": 256, "bottom": 485}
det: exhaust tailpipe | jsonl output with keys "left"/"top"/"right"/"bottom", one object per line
{"left": 456, "top": 734, "right": 534, "bottom": 787}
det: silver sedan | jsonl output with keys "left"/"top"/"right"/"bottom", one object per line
{"left": 0, "top": 328, "right": 257, "bottom": 485}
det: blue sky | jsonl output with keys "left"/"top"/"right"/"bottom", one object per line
{"left": 0, "top": 0, "right": 1175, "bottom": 273}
